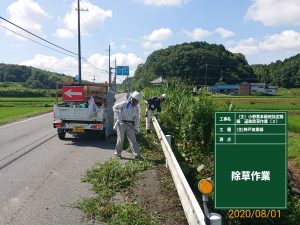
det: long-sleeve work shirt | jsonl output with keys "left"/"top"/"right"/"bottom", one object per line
{"left": 113, "top": 100, "right": 140, "bottom": 132}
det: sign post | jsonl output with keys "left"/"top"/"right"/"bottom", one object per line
{"left": 116, "top": 66, "right": 129, "bottom": 76}
{"left": 116, "top": 66, "right": 130, "bottom": 91}
{"left": 215, "top": 112, "right": 287, "bottom": 209}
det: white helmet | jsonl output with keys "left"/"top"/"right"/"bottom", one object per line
{"left": 161, "top": 94, "right": 167, "bottom": 100}
{"left": 131, "top": 91, "right": 141, "bottom": 102}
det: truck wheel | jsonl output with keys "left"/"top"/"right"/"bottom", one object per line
{"left": 99, "top": 129, "right": 107, "bottom": 140}
{"left": 57, "top": 128, "right": 66, "bottom": 140}
{"left": 99, "top": 120, "right": 109, "bottom": 140}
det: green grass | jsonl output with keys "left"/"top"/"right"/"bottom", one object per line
{"left": 235, "top": 103, "right": 300, "bottom": 110}
{"left": 77, "top": 159, "right": 158, "bottom": 224}
{"left": 0, "top": 107, "right": 52, "bottom": 125}
{"left": 81, "top": 159, "right": 151, "bottom": 199}
{"left": 77, "top": 109, "right": 167, "bottom": 224}
{"left": 77, "top": 200, "right": 159, "bottom": 225}
{"left": 0, "top": 97, "right": 55, "bottom": 107}
{"left": 0, "top": 97, "right": 54, "bottom": 125}
{"left": 277, "top": 88, "right": 300, "bottom": 97}
{"left": 213, "top": 98, "right": 300, "bottom": 111}
{"left": 289, "top": 133, "right": 300, "bottom": 165}
{"left": 289, "top": 115, "right": 300, "bottom": 133}
{"left": 0, "top": 97, "right": 55, "bottom": 102}
{"left": 212, "top": 88, "right": 300, "bottom": 98}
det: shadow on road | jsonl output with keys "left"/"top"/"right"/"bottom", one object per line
{"left": 60, "top": 135, "right": 116, "bottom": 150}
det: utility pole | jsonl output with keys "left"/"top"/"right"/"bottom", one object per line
{"left": 114, "top": 58, "right": 117, "bottom": 91}
{"left": 77, "top": 0, "right": 82, "bottom": 83}
{"left": 108, "top": 44, "right": 111, "bottom": 87}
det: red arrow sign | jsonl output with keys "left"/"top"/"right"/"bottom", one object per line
{"left": 62, "top": 86, "right": 84, "bottom": 101}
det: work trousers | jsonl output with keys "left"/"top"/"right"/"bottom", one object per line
{"left": 115, "top": 122, "right": 140, "bottom": 156}
{"left": 146, "top": 110, "right": 153, "bottom": 131}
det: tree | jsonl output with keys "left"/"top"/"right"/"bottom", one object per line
{"left": 131, "top": 41, "right": 256, "bottom": 87}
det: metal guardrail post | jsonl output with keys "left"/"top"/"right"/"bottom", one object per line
{"left": 209, "top": 213, "right": 222, "bottom": 225}
{"left": 165, "top": 135, "right": 171, "bottom": 168}
{"left": 152, "top": 117, "right": 206, "bottom": 225}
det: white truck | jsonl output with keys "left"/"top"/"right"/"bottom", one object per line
{"left": 53, "top": 83, "right": 115, "bottom": 140}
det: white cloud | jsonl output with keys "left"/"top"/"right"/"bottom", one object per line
{"left": 227, "top": 30, "right": 300, "bottom": 63}
{"left": 185, "top": 28, "right": 211, "bottom": 40}
{"left": 121, "top": 44, "right": 127, "bottom": 50}
{"left": 142, "top": 28, "right": 172, "bottom": 50}
{"left": 245, "top": 0, "right": 300, "bottom": 26}
{"left": 228, "top": 37, "right": 259, "bottom": 55}
{"left": 136, "top": 0, "right": 190, "bottom": 7}
{"left": 259, "top": 30, "right": 300, "bottom": 50}
{"left": 2, "top": 0, "right": 48, "bottom": 39}
{"left": 21, "top": 54, "right": 77, "bottom": 75}
{"left": 144, "top": 28, "right": 173, "bottom": 42}
{"left": 142, "top": 41, "right": 163, "bottom": 49}
{"left": 21, "top": 52, "right": 143, "bottom": 83}
{"left": 56, "top": 0, "right": 112, "bottom": 38}
{"left": 215, "top": 27, "right": 234, "bottom": 38}
{"left": 54, "top": 28, "right": 74, "bottom": 39}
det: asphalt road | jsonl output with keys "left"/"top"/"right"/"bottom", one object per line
{"left": 0, "top": 94, "right": 127, "bottom": 225}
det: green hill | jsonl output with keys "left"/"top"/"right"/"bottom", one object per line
{"left": 252, "top": 54, "right": 300, "bottom": 88}
{"left": 130, "top": 41, "right": 257, "bottom": 90}
{"left": 0, "top": 63, "right": 73, "bottom": 97}
{"left": 125, "top": 41, "right": 300, "bottom": 90}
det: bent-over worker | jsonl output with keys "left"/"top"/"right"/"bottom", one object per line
{"left": 145, "top": 94, "right": 167, "bottom": 134}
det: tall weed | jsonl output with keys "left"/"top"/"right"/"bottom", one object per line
{"left": 142, "top": 84, "right": 226, "bottom": 171}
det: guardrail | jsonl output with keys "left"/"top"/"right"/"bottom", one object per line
{"left": 152, "top": 117, "right": 206, "bottom": 225}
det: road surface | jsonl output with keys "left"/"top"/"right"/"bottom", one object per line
{"left": 0, "top": 94, "right": 127, "bottom": 225}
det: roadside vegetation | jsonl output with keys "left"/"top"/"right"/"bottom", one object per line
{"left": 76, "top": 107, "right": 187, "bottom": 224}
{"left": 76, "top": 141, "right": 186, "bottom": 224}
{"left": 76, "top": 159, "right": 159, "bottom": 225}
{"left": 141, "top": 84, "right": 300, "bottom": 225}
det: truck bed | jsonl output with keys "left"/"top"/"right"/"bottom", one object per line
{"left": 54, "top": 104, "right": 105, "bottom": 121}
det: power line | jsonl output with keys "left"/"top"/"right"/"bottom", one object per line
{"left": 82, "top": 57, "right": 107, "bottom": 72}
{"left": 0, "top": 24, "right": 77, "bottom": 58}
{"left": 0, "top": 16, "right": 107, "bottom": 74}
{"left": 0, "top": 16, "right": 77, "bottom": 56}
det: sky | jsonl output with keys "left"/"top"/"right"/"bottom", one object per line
{"left": 1, "top": 0, "right": 300, "bottom": 83}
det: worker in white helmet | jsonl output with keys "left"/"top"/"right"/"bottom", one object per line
{"left": 113, "top": 91, "right": 141, "bottom": 159}
{"left": 145, "top": 94, "right": 167, "bottom": 134}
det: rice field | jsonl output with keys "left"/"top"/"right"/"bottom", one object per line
{"left": 213, "top": 97, "right": 300, "bottom": 111}
{"left": 289, "top": 115, "right": 300, "bottom": 133}
{"left": 289, "top": 133, "right": 300, "bottom": 165}
{"left": 0, "top": 97, "right": 54, "bottom": 125}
